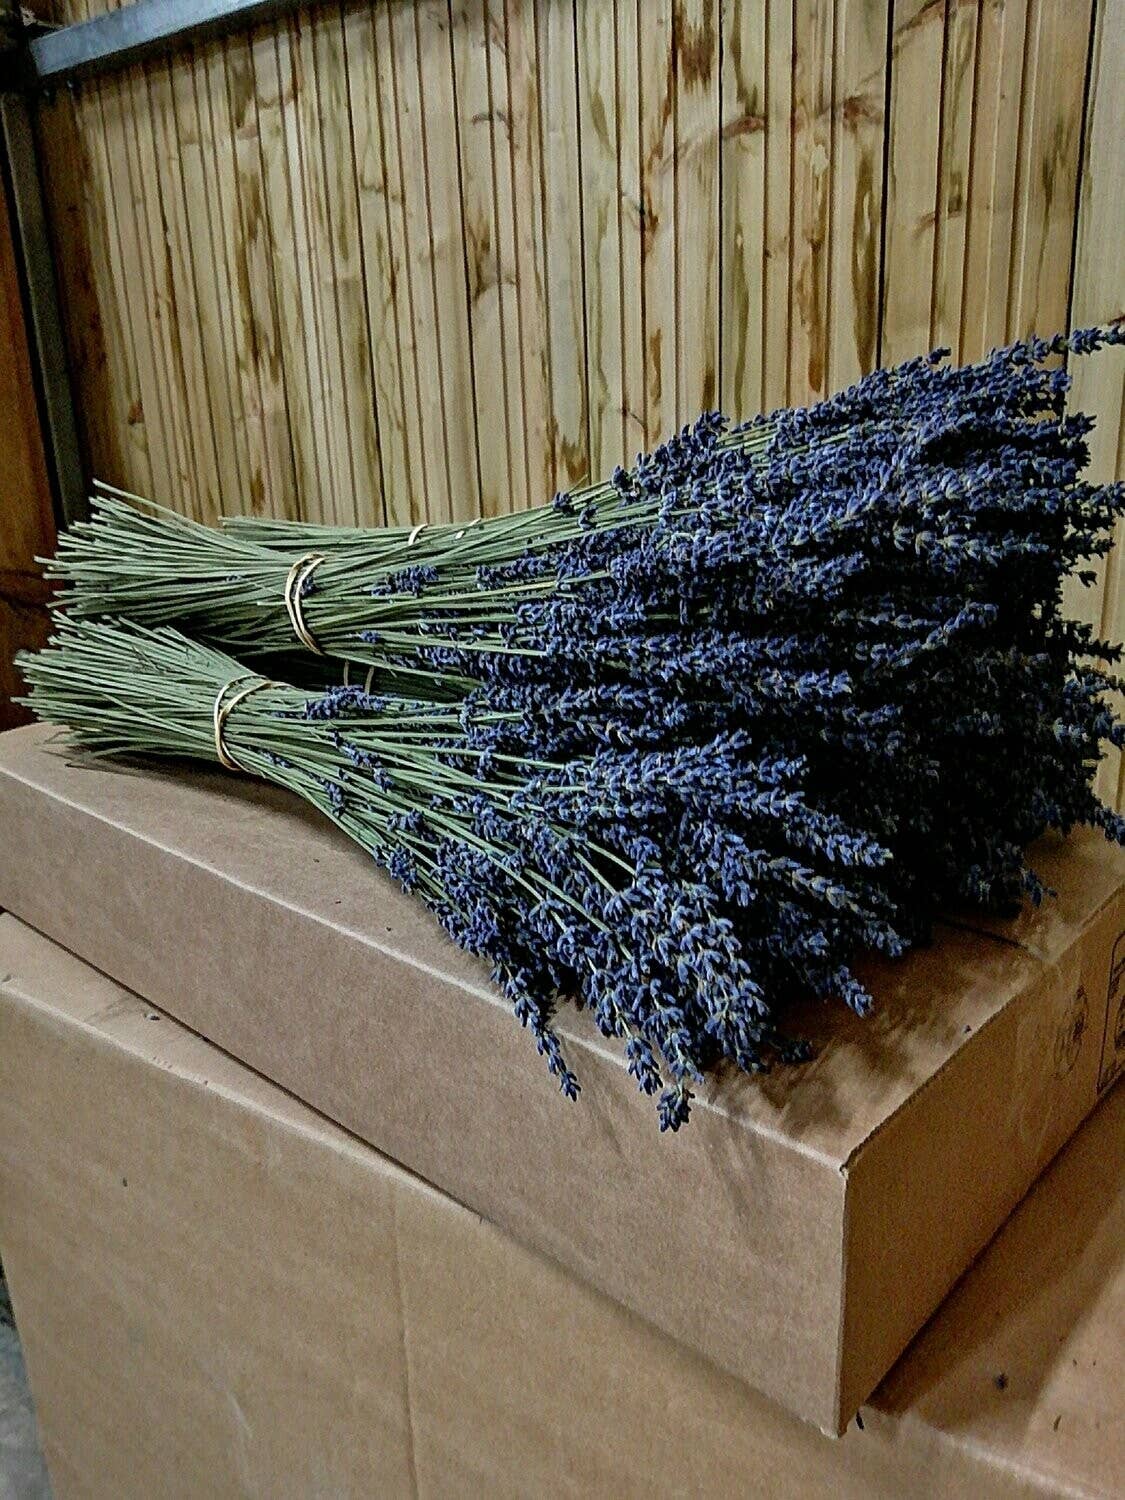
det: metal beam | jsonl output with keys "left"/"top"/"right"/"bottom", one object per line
{"left": 28, "top": 0, "right": 308, "bottom": 84}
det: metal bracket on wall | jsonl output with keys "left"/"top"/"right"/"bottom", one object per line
{"left": 0, "top": 1, "right": 85, "bottom": 527}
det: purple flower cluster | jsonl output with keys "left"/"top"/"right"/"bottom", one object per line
{"left": 285, "top": 678, "right": 895, "bottom": 1127}
{"left": 39, "top": 328, "right": 1125, "bottom": 1128}
{"left": 400, "top": 326, "right": 1125, "bottom": 936}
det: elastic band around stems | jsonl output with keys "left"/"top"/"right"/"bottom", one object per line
{"left": 407, "top": 523, "right": 426, "bottom": 545}
{"left": 213, "top": 675, "right": 278, "bottom": 772}
{"left": 283, "top": 552, "right": 326, "bottom": 654}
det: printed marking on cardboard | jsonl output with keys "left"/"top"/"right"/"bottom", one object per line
{"left": 1053, "top": 988, "right": 1088, "bottom": 1079}
{"left": 1096, "top": 931, "right": 1125, "bottom": 1095}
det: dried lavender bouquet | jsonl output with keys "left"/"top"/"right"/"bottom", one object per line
{"left": 46, "top": 331, "right": 1122, "bottom": 690}
{"left": 43, "top": 328, "right": 1125, "bottom": 936}
{"left": 48, "top": 420, "right": 778, "bottom": 682}
{"left": 21, "top": 620, "right": 904, "bottom": 1129}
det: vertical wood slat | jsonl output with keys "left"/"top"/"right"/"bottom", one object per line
{"left": 638, "top": 0, "right": 675, "bottom": 447}
{"left": 36, "top": 85, "right": 147, "bottom": 491}
{"left": 275, "top": 16, "right": 337, "bottom": 522}
{"left": 128, "top": 61, "right": 203, "bottom": 515}
{"left": 451, "top": 0, "right": 516, "bottom": 518}
{"left": 827, "top": 0, "right": 885, "bottom": 393}
{"left": 367, "top": 0, "right": 429, "bottom": 528}
{"left": 386, "top": 2, "right": 448, "bottom": 522}
{"left": 674, "top": 0, "right": 720, "bottom": 423}
{"left": 537, "top": 0, "right": 589, "bottom": 491}
{"left": 929, "top": 0, "right": 977, "bottom": 356}
{"left": 87, "top": 22, "right": 158, "bottom": 495}
{"left": 253, "top": 22, "right": 319, "bottom": 519}
{"left": 880, "top": 0, "right": 945, "bottom": 368}
{"left": 97, "top": 66, "right": 180, "bottom": 508}
{"left": 616, "top": 0, "right": 646, "bottom": 457}
{"left": 958, "top": 0, "right": 1027, "bottom": 362}
{"left": 504, "top": 0, "right": 557, "bottom": 509}
{"left": 576, "top": 0, "right": 624, "bottom": 478}
{"left": 200, "top": 37, "right": 275, "bottom": 514}
{"left": 762, "top": 0, "right": 794, "bottom": 409}
{"left": 188, "top": 39, "right": 255, "bottom": 514}
{"left": 789, "top": 0, "right": 834, "bottom": 406}
{"left": 719, "top": 0, "right": 767, "bottom": 418}
{"left": 881, "top": 0, "right": 1092, "bottom": 368}
{"left": 416, "top": 0, "right": 480, "bottom": 523}
{"left": 1063, "top": 0, "right": 1125, "bottom": 809}
{"left": 70, "top": 0, "right": 160, "bottom": 498}
{"left": 148, "top": 58, "right": 224, "bottom": 521}
{"left": 490, "top": 0, "right": 531, "bottom": 512}
{"left": 174, "top": 48, "right": 241, "bottom": 518}
{"left": 343, "top": 2, "right": 409, "bottom": 525}
{"left": 1005, "top": 0, "right": 1093, "bottom": 340}
{"left": 386, "top": 0, "right": 478, "bottom": 526}
{"left": 723, "top": 0, "right": 887, "bottom": 414}
{"left": 291, "top": 11, "right": 349, "bottom": 524}
{"left": 220, "top": 33, "right": 298, "bottom": 517}
{"left": 313, "top": 4, "right": 385, "bottom": 526}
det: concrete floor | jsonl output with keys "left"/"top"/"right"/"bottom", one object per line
{"left": 0, "top": 1279, "right": 50, "bottom": 1500}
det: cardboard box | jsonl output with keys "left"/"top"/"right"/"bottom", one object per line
{"left": 0, "top": 915, "right": 1121, "bottom": 1498}
{"left": 0, "top": 723, "right": 1123, "bottom": 1432}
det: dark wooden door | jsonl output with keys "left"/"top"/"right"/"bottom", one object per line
{"left": 0, "top": 170, "right": 54, "bottom": 730}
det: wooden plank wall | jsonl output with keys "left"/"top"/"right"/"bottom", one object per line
{"left": 31, "top": 3, "right": 1123, "bottom": 530}
{"left": 36, "top": 0, "right": 1119, "bottom": 504}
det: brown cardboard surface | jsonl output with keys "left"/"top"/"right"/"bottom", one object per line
{"left": 0, "top": 722, "right": 1122, "bottom": 1432}
{"left": 0, "top": 916, "right": 1121, "bottom": 1499}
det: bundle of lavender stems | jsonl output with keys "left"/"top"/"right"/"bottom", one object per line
{"left": 23, "top": 327, "right": 1125, "bottom": 1128}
